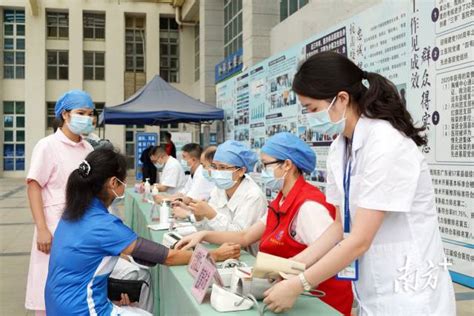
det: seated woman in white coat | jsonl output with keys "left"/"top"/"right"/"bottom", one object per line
{"left": 190, "top": 140, "right": 267, "bottom": 255}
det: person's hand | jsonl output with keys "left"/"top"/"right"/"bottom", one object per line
{"left": 173, "top": 204, "right": 191, "bottom": 219}
{"left": 153, "top": 194, "right": 163, "bottom": 204}
{"left": 263, "top": 277, "right": 303, "bottom": 313}
{"left": 37, "top": 227, "right": 53, "bottom": 254}
{"left": 211, "top": 243, "right": 241, "bottom": 262}
{"left": 113, "top": 293, "right": 131, "bottom": 306}
{"left": 189, "top": 200, "right": 216, "bottom": 219}
{"left": 171, "top": 200, "right": 185, "bottom": 208}
{"left": 181, "top": 196, "right": 192, "bottom": 205}
{"left": 175, "top": 231, "right": 207, "bottom": 250}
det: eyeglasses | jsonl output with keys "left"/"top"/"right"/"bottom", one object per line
{"left": 256, "top": 160, "right": 284, "bottom": 172}
{"left": 209, "top": 163, "right": 240, "bottom": 171}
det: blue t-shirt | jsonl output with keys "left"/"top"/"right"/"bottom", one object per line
{"left": 45, "top": 198, "right": 137, "bottom": 316}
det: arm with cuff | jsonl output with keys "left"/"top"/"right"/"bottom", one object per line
{"left": 122, "top": 237, "right": 190, "bottom": 266}
{"left": 122, "top": 237, "right": 240, "bottom": 266}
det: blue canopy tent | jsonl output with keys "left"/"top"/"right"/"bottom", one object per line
{"left": 100, "top": 75, "right": 224, "bottom": 125}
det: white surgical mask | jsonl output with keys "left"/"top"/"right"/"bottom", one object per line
{"left": 68, "top": 114, "right": 93, "bottom": 135}
{"left": 211, "top": 169, "right": 238, "bottom": 190}
{"left": 180, "top": 159, "right": 191, "bottom": 172}
{"left": 112, "top": 178, "right": 127, "bottom": 200}
{"left": 306, "top": 96, "right": 346, "bottom": 135}
{"left": 261, "top": 167, "right": 286, "bottom": 192}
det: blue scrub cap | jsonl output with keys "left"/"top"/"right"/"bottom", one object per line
{"left": 261, "top": 132, "right": 316, "bottom": 174}
{"left": 55, "top": 90, "right": 94, "bottom": 118}
{"left": 214, "top": 140, "right": 257, "bottom": 173}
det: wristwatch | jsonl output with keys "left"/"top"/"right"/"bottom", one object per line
{"left": 298, "top": 272, "right": 312, "bottom": 291}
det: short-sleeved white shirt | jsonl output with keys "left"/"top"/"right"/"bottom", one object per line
{"left": 180, "top": 164, "right": 215, "bottom": 200}
{"left": 159, "top": 156, "right": 186, "bottom": 195}
{"left": 326, "top": 117, "right": 455, "bottom": 315}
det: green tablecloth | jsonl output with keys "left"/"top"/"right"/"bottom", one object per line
{"left": 124, "top": 189, "right": 341, "bottom": 316}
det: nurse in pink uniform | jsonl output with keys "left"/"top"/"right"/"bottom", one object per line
{"left": 25, "top": 90, "right": 95, "bottom": 315}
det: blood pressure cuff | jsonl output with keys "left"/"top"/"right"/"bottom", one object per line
{"left": 131, "top": 237, "right": 169, "bottom": 267}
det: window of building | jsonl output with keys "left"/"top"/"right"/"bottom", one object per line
{"left": 3, "top": 101, "right": 25, "bottom": 171}
{"left": 3, "top": 9, "right": 25, "bottom": 79}
{"left": 224, "top": 0, "right": 242, "bottom": 58}
{"left": 194, "top": 24, "right": 200, "bottom": 81}
{"left": 46, "top": 11, "right": 69, "bottom": 39}
{"left": 83, "top": 12, "right": 105, "bottom": 40}
{"left": 160, "top": 17, "right": 179, "bottom": 83}
{"left": 84, "top": 51, "right": 105, "bottom": 80}
{"left": 94, "top": 102, "right": 105, "bottom": 119}
{"left": 46, "top": 102, "right": 56, "bottom": 129}
{"left": 280, "top": 0, "right": 308, "bottom": 22}
{"left": 47, "top": 50, "right": 68, "bottom": 80}
{"left": 125, "top": 124, "right": 145, "bottom": 169}
{"left": 125, "top": 15, "right": 145, "bottom": 73}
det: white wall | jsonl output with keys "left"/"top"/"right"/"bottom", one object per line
{"left": 242, "top": 0, "right": 279, "bottom": 67}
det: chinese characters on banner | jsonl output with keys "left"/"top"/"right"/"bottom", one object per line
{"left": 215, "top": 0, "right": 473, "bottom": 287}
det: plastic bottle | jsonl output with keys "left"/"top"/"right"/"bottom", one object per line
{"left": 160, "top": 201, "right": 170, "bottom": 225}
{"left": 152, "top": 184, "right": 159, "bottom": 196}
{"left": 144, "top": 178, "right": 151, "bottom": 201}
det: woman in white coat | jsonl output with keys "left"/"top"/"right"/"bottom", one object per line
{"left": 262, "top": 51, "right": 456, "bottom": 315}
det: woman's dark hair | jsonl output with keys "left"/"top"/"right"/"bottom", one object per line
{"left": 63, "top": 148, "right": 127, "bottom": 221}
{"left": 203, "top": 146, "right": 217, "bottom": 163}
{"left": 292, "top": 51, "right": 427, "bottom": 146}
{"left": 52, "top": 110, "right": 69, "bottom": 132}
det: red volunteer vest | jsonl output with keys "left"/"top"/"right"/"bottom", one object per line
{"left": 259, "top": 176, "right": 353, "bottom": 316}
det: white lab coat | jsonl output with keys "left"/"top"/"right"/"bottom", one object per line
{"left": 196, "top": 175, "right": 267, "bottom": 255}
{"left": 179, "top": 165, "right": 215, "bottom": 201}
{"left": 326, "top": 117, "right": 455, "bottom": 316}
{"left": 159, "top": 156, "right": 186, "bottom": 195}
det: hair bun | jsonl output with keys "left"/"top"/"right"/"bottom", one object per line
{"left": 78, "top": 160, "right": 91, "bottom": 178}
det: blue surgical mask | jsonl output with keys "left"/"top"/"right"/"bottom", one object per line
{"left": 202, "top": 167, "right": 214, "bottom": 183}
{"left": 261, "top": 168, "right": 286, "bottom": 192}
{"left": 306, "top": 97, "right": 346, "bottom": 135}
{"left": 154, "top": 162, "right": 164, "bottom": 169}
{"left": 211, "top": 169, "right": 238, "bottom": 190}
{"left": 68, "top": 114, "right": 93, "bottom": 135}
{"left": 83, "top": 123, "right": 95, "bottom": 135}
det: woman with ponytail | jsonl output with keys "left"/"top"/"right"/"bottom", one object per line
{"left": 263, "top": 52, "right": 455, "bottom": 315}
{"left": 45, "top": 148, "right": 240, "bottom": 316}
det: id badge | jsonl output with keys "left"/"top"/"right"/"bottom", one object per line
{"left": 336, "top": 233, "right": 359, "bottom": 281}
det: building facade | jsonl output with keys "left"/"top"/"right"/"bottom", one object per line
{"left": 1, "top": 0, "right": 382, "bottom": 177}
{"left": 1, "top": 0, "right": 201, "bottom": 177}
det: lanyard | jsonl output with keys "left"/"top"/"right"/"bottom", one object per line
{"left": 343, "top": 137, "right": 352, "bottom": 233}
